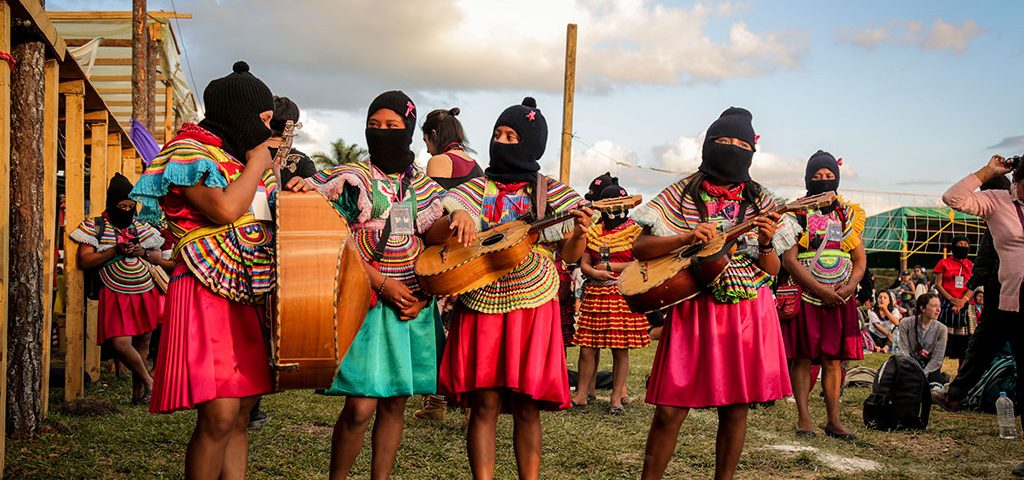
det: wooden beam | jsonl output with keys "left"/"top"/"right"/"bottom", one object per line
{"left": 84, "top": 110, "right": 109, "bottom": 122}
{"left": 1, "top": 3, "right": 11, "bottom": 472}
{"left": 106, "top": 100, "right": 169, "bottom": 108}
{"left": 84, "top": 122, "right": 109, "bottom": 383}
{"left": 40, "top": 59, "right": 60, "bottom": 420}
{"left": 121, "top": 148, "right": 140, "bottom": 184}
{"left": 164, "top": 84, "right": 175, "bottom": 142}
{"left": 107, "top": 134, "right": 123, "bottom": 178}
{"left": 48, "top": 11, "right": 193, "bottom": 20}
{"left": 559, "top": 24, "right": 577, "bottom": 185}
{"left": 96, "top": 87, "right": 167, "bottom": 95}
{"left": 65, "top": 38, "right": 132, "bottom": 48}
{"left": 89, "top": 57, "right": 133, "bottom": 66}
{"left": 59, "top": 80, "right": 85, "bottom": 95}
{"left": 63, "top": 81, "right": 87, "bottom": 402}
{"left": 87, "top": 74, "right": 166, "bottom": 83}
{"left": 11, "top": 0, "right": 68, "bottom": 60}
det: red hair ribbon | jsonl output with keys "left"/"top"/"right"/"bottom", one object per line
{"left": 837, "top": 157, "right": 844, "bottom": 166}
{"left": 0, "top": 51, "right": 16, "bottom": 71}
{"left": 754, "top": 134, "right": 760, "bottom": 145}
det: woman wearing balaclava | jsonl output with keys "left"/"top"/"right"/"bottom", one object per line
{"left": 69, "top": 173, "right": 165, "bottom": 405}
{"left": 572, "top": 183, "right": 650, "bottom": 415}
{"left": 288, "top": 90, "right": 446, "bottom": 479}
{"left": 631, "top": 107, "right": 792, "bottom": 480}
{"left": 778, "top": 150, "right": 866, "bottom": 442}
{"left": 130, "top": 61, "right": 277, "bottom": 478}
{"left": 932, "top": 235, "right": 975, "bottom": 367}
{"left": 434, "top": 97, "right": 592, "bottom": 479}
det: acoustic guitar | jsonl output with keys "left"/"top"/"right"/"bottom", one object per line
{"left": 415, "top": 195, "right": 642, "bottom": 297}
{"left": 618, "top": 192, "right": 837, "bottom": 313}
{"left": 270, "top": 120, "right": 372, "bottom": 391}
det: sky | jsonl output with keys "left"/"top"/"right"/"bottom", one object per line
{"left": 50, "top": 1, "right": 1024, "bottom": 214}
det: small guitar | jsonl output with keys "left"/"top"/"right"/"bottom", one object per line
{"left": 618, "top": 192, "right": 837, "bottom": 313}
{"left": 415, "top": 195, "right": 642, "bottom": 297}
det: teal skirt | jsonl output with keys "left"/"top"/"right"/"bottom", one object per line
{"left": 322, "top": 299, "right": 444, "bottom": 398}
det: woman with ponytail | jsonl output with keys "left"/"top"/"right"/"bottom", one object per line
{"left": 422, "top": 107, "right": 483, "bottom": 190}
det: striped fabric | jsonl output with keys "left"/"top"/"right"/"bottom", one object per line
{"left": 68, "top": 218, "right": 164, "bottom": 294}
{"left": 788, "top": 200, "right": 865, "bottom": 306}
{"left": 444, "top": 176, "right": 584, "bottom": 313}
{"left": 631, "top": 178, "right": 775, "bottom": 303}
{"left": 130, "top": 133, "right": 277, "bottom": 304}
{"left": 311, "top": 161, "right": 445, "bottom": 290}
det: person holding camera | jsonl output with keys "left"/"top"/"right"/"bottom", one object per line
{"left": 940, "top": 154, "right": 1024, "bottom": 476}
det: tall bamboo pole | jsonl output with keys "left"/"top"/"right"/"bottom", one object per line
{"left": 559, "top": 24, "right": 577, "bottom": 185}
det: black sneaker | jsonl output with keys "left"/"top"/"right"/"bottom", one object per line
{"left": 248, "top": 410, "right": 268, "bottom": 430}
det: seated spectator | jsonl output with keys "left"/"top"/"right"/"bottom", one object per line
{"left": 868, "top": 291, "right": 902, "bottom": 352}
{"left": 897, "top": 271, "right": 917, "bottom": 306}
{"left": 898, "top": 294, "right": 949, "bottom": 384}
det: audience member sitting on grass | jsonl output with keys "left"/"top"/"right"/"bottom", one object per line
{"left": 897, "top": 294, "right": 949, "bottom": 385}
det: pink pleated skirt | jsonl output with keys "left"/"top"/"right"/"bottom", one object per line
{"left": 780, "top": 298, "right": 864, "bottom": 362}
{"left": 646, "top": 286, "right": 792, "bottom": 409}
{"left": 150, "top": 266, "right": 272, "bottom": 414}
{"left": 97, "top": 286, "right": 163, "bottom": 343}
{"left": 439, "top": 299, "right": 570, "bottom": 411}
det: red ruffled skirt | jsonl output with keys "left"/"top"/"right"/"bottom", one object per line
{"left": 780, "top": 298, "right": 864, "bottom": 362}
{"left": 150, "top": 266, "right": 272, "bottom": 414}
{"left": 573, "top": 284, "right": 651, "bottom": 349}
{"left": 646, "top": 287, "right": 792, "bottom": 409}
{"left": 97, "top": 286, "right": 163, "bottom": 343}
{"left": 439, "top": 299, "right": 570, "bottom": 411}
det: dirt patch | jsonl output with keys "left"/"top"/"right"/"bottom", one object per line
{"left": 898, "top": 433, "right": 962, "bottom": 458}
{"left": 58, "top": 399, "right": 121, "bottom": 417}
{"left": 764, "top": 443, "right": 880, "bottom": 473}
{"left": 285, "top": 423, "right": 333, "bottom": 436}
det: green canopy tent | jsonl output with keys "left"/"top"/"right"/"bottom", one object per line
{"left": 863, "top": 206, "right": 986, "bottom": 271}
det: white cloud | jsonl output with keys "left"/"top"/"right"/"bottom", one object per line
{"left": 291, "top": 109, "right": 331, "bottom": 154}
{"left": 837, "top": 19, "right": 981, "bottom": 54}
{"left": 161, "top": 0, "right": 805, "bottom": 111}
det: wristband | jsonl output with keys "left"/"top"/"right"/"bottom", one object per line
{"left": 377, "top": 277, "right": 388, "bottom": 295}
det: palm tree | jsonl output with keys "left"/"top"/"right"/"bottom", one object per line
{"left": 311, "top": 138, "right": 366, "bottom": 170}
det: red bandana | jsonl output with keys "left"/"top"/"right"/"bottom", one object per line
{"left": 487, "top": 181, "right": 529, "bottom": 224}
{"left": 168, "top": 123, "right": 223, "bottom": 148}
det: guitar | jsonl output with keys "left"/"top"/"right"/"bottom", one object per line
{"left": 271, "top": 119, "right": 303, "bottom": 182}
{"left": 617, "top": 192, "right": 837, "bottom": 313}
{"left": 415, "top": 195, "right": 642, "bottom": 297}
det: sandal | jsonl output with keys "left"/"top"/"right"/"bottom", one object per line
{"left": 795, "top": 429, "right": 816, "bottom": 438}
{"left": 823, "top": 425, "right": 856, "bottom": 441}
{"left": 609, "top": 405, "right": 625, "bottom": 415}
{"left": 570, "top": 400, "right": 588, "bottom": 410}
{"left": 621, "top": 396, "right": 633, "bottom": 405}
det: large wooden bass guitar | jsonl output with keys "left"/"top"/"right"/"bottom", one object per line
{"left": 415, "top": 195, "right": 642, "bottom": 297}
{"left": 270, "top": 120, "right": 372, "bottom": 390}
{"left": 618, "top": 192, "right": 836, "bottom": 313}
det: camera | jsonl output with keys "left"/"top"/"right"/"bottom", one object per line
{"left": 1008, "top": 154, "right": 1022, "bottom": 170}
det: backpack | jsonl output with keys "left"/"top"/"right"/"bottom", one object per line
{"left": 863, "top": 355, "right": 931, "bottom": 430}
{"left": 84, "top": 216, "right": 107, "bottom": 301}
{"left": 963, "top": 354, "right": 1017, "bottom": 414}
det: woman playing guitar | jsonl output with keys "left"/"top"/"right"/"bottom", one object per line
{"left": 434, "top": 97, "right": 592, "bottom": 480}
{"left": 631, "top": 107, "right": 795, "bottom": 480}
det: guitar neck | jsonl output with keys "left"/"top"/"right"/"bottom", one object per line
{"left": 720, "top": 203, "right": 792, "bottom": 243}
{"left": 528, "top": 207, "right": 584, "bottom": 233}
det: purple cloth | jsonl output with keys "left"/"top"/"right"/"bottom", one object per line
{"left": 130, "top": 119, "right": 161, "bottom": 166}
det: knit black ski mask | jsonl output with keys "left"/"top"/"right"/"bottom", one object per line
{"left": 599, "top": 184, "right": 630, "bottom": 230}
{"left": 805, "top": 150, "right": 841, "bottom": 196}
{"left": 951, "top": 236, "right": 970, "bottom": 260}
{"left": 366, "top": 90, "right": 417, "bottom": 174}
{"left": 198, "top": 61, "right": 274, "bottom": 162}
{"left": 105, "top": 173, "right": 136, "bottom": 229}
{"left": 698, "top": 107, "right": 756, "bottom": 184}
{"left": 486, "top": 97, "right": 547, "bottom": 184}
{"left": 585, "top": 172, "right": 619, "bottom": 201}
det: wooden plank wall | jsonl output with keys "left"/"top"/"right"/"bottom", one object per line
{"left": 39, "top": 58, "right": 59, "bottom": 418}
{"left": 60, "top": 79, "right": 85, "bottom": 402}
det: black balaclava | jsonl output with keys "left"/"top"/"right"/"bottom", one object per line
{"left": 699, "top": 107, "right": 756, "bottom": 183}
{"left": 598, "top": 184, "right": 630, "bottom": 230}
{"left": 365, "top": 90, "right": 417, "bottom": 174}
{"left": 105, "top": 173, "right": 136, "bottom": 229}
{"left": 198, "top": 61, "right": 275, "bottom": 162}
{"left": 951, "top": 235, "right": 970, "bottom": 260}
{"left": 585, "top": 172, "right": 619, "bottom": 201}
{"left": 486, "top": 97, "right": 548, "bottom": 184}
{"left": 270, "top": 96, "right": 300, "bottom": 135}
{"left": 805, "top": 150, "right": 841, "bottom": 196}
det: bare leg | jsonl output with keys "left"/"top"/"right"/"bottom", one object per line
{"left": 610, "top": 349, "right": 630, "bottom": 407}
{"left": 641, "top": 405, "right": 689, "bottom": 480}
{"left": 329, "top": 396, "right": 378, "bottom": 480}
{"left": 790, "top": 359, "right": 813, "bottom": 431}
{"left": 370, "top": 396, "right": 409, "bottom": 479}
{"left": 714, "top": 404, "right": 749, "bottom": 480}
{"left": 110, "top": 336, "right": 154, "bottom": 393}
{"left": 573, "top": 347, "right": 598, "bottom": 405}
{"left": 466, "top": 390, "right": 501, "bottom": 480}
{"left": 821, "top": 357, "right": 848, "bottom": 434}
{"left": 185, "top": 398, "right": 242, "bottom": 480}
{"left": 131, "top": 332, "right": 153, "bottom": 398}
{"left": 509, "top": 394, "right": 542, "bottom": 480}
{"left": 220, "top": 396, "right": 259, "bottom": 480}
{"left": 590, "top": 349, "right": 601, "bottom": 398}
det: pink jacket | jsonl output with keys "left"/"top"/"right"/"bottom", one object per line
{"left": 942, "top": 175, "right": 1024, "bottom": 312}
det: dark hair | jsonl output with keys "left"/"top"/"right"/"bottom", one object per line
{"left": 873, "top": 290, "right": 893, "bottom": 315}
{"left": 421, "top": 107, "right": 474, "bottom": 154}
{"left": 1014, "top": 160, "right": 1023, "bottom": 184}
{"left": 914, "top": 293, "right": 938, "bottom": 316}
{"left": 270, "top": 96, "right": 300, "bottom": 135}
{"left": 682, "top": 171, "right": 765, "bottom": 222}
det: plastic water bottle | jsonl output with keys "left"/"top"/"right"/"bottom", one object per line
{"left": 997, "top": 392, "right": 1017, "bottom": 439}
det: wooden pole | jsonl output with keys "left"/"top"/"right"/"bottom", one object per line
{"left": 0, "top": 1, "right": 12, "bottom": 471}
{"left": 60, "top": 80, "right": 86, "bottom": 402}
{"left": 132, "top": 0, "right": 149, "bottom": 129}
{"left": 559, "top": 23, "right": 577, "bottom": 185}
{"left": 84, "top": 120, "right": 108, "bottom": 383}
{"left": 164, "top": 83, "right": 174, "bottom": 143}
{"left": 146, "top": 23, "right": 158, "bottom": 132}
{"left": 40, "top": 59, "right": 59, "bottom": 419}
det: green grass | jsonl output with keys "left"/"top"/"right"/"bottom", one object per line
{"left": 7, "top": 347, "right": 1020, "bottom": 479}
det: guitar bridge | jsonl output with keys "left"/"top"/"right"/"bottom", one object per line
{"left": 640, "top": 263, "right": 648, "bottom": 282}
{"left": 440, "top": 246, "right": 448, "bottom": 263}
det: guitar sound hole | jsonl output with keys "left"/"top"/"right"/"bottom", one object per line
{"left": 482, "top": 233, "right": 505, "bottom": 246}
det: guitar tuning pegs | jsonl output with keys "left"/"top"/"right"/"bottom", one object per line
{"left": 294, "top": 122, "right": 303, "bottom": 130}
